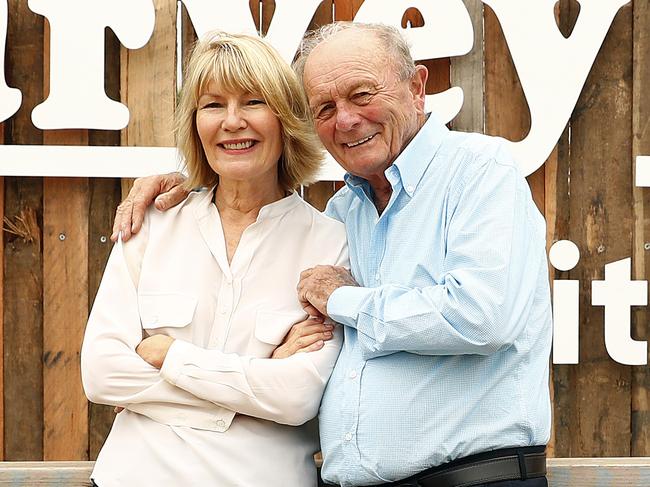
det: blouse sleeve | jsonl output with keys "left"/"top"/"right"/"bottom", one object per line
{"left": 158, "top": 242, "right": 348, "bottom": 426}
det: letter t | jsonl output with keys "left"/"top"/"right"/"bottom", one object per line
{"left": 592, "top": 258, "right": 648, "bottom": 365}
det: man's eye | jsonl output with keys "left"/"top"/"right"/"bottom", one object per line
{"left": 352, "top": 92, "right": 372, "bottom": 103}
{"left": 316, "top": 104, "right": 335, "bottom": 119}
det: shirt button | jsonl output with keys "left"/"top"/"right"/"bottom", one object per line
{"left": 406, "top": 185, "right": 414, "bottom": 193}
{"left": 375, "top": 273, "right": 380, "bottom": 281}
{"left": 216, "top": 419, "right": 225, "bottom": 428}
{"left": 344, "top": 432, "right": 352, "bottom": 441}
{"left": 348, "top": 370, "right": 357, "bottom": 379}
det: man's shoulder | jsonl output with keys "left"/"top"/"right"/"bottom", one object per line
{"left": 434, "top": 131, "right": 522, "bottom": 190}
{"left": 444, "top": 130, "right": 517, "bottom": 168}
{"left": 323, "top": 185, "right": 355, "bottom": 223}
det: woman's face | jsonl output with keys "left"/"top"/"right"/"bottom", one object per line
{"left": 196, "top": 81, "right": 283, "bottom": 185}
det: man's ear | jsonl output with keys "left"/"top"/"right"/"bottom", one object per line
{"left": 410, "top": 64, "right": 428, "bottom": 112}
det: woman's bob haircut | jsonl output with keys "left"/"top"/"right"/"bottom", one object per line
{"left": 176, "top": 31, "right": 324, "bottom": 191}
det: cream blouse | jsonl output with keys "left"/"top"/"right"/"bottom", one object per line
{"left": 81, "top": 188, "right": 348, "bottom": 486}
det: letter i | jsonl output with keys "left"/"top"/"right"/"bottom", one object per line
{"left": 549, "top": 240, "right": 580, "bottom": 364}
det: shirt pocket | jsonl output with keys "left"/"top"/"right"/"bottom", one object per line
{"left": 138, "top": 293, "right": 198, "bottom": 335}
{"left": 253, "top": 310, "right": 306, "bottom": 356}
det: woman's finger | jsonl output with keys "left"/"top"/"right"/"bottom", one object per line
{"left": 296, "top": 340, "right": 325, "bottom": 354}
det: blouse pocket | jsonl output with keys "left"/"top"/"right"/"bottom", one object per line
{"left": 138, "top": 293, "right": 198, "bottom": 330}
{"left": 254, "top": 310, "right": 306, "bottom": 347}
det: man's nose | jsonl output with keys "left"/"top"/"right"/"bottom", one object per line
{"left": 335, "top": 104, "right": 361, "bottom": 132}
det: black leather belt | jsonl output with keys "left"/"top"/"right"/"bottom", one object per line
{"left": 372, "top": 446, "right": 546, "bottom": 487}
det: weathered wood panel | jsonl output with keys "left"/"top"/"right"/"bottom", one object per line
{"left": 86, "top": 29, "right": 123, "bottom": 461}
{"left": 3, "top": 0, "right": 44, "bottom": 461}
{"left": 547, "top": 457, "right": 650, "bottom": 487}
{"left": 631, "top": 0, "right": 650, "bottom": 457}
{"left": 120, "top": 0, "right": 177, "bottom": 198}
{"left": 562, "top": 4, "right": 634, "bottom": 456}
{"left": 450, "top": 0, "right": 484, "bottom": 134}
{"left": 546, "top": 0, "right": 580, "bottom": 458}
{"left": 0, "top": 164, "right": 3, "bottom": 462}
{"left": 0, "top": 462, "right": 93, "bottom": 486}
{"left": 43, "top": 175, "right": 89, "bottom": 461}
{"left": 41, "top": 21, "right": 90, "bottom": 460}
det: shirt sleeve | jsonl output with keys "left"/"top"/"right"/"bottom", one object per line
{"left": 80, "top": 237, "right": 227, "bottom": 416}
{"left": 327, "top": 157, "right": 545, "bottom": 359}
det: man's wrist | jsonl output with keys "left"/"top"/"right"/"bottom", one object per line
{"left": 327, "top": 285, "right": 373, "bottom": 329}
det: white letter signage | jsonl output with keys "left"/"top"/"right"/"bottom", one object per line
{"left": 28, "top": 0, "right": 155, "bottom": 130}
{"left": 483, "top": 0, "right": 629, "bottom": 176}
{"left": 354, "top": 0, "right": 473, "bottom": 124}
{"left": 592, "top": 258, "right": 648, "bottom": 366}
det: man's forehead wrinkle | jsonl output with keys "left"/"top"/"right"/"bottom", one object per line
{"left": 305, "top": 62, "right": 382, "bottom": 106}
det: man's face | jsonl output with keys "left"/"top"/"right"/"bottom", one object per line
{"left": 303, "top": 30, "right": 427, "bottom": 185}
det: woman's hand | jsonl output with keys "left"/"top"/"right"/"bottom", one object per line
{"left": 271, "top": 315, "right": 335, "bottom": 359}
{"left": 136, "top": 334, "right": 175, "bottom": 369}
{"left": 111, "top": 172, "right": 189, "bottom": 242}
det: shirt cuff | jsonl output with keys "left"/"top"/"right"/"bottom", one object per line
{"left": 327, "top": 285, "right": 374, "bottom": 329}
{"left": 159, "top": 339, "right": 194, "bottom": 385}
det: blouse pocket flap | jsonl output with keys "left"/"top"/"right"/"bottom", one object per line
{"left": 138, "top": 293, "right": 198, "bottom": 329}
{"left": 254, "top": 310, "right": 306, "bottom": 345}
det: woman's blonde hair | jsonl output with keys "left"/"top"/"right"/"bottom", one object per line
{"left": 176, "top": 31, "right": 324, "bottom": 190}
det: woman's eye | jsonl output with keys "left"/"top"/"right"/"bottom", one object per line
{"left": 201, "top": 102, "right": 222, "bottom": 109}
{"left": 247, "top": 99, "right": 265, "bottom": 106}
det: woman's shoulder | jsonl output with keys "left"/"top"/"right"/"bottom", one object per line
{"left": 293, "top": 193, "right": 346, "bottom": 234}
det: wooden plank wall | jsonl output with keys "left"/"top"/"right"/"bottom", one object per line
{"left": 0, "top": 0, "right": 648, "bottom": 462}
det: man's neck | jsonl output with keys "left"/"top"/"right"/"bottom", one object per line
{"left": 369, "top": 181, "right": 392, "bottom": 215}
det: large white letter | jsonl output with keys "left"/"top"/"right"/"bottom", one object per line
{"left": 354, "top": 0, "right": 473, "bottom": 124}
{"left": 28, "top": 0, "right": 155, "bottom": 130}
{"left": 180, "top": 0, "right": 323, "bottom": 64}
{"left": 592, "top": 258, "right": 648, "bottom": 366}
{"left": 0, "top": 0, "right": 21, "bottom": 122}
{"left": 549, "top": 240, "right": 581, "bottom": 364}
{"left": 483, "top": 0, "right": 630, "bottom": 176}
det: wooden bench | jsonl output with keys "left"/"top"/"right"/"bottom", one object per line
{"left": 0, "top": 458, "right": 648, "bottom": 486}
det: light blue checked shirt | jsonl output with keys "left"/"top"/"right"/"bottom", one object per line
{"left": 319, "top": 114, "right": 552, "bottom": 486}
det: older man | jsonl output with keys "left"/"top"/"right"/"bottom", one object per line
{"left": 114, "top": 22, "right": 551, "bottom": 487}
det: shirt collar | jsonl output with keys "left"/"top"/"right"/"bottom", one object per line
{"left": 195, "top": 186, "right": 302, "bottom": 221}
{"left": 343, "top": 112, "right": 448, "bottom": 198}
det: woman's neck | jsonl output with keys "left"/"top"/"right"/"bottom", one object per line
{"left": 214, "top": 178, "right": 286, "bottom": 218}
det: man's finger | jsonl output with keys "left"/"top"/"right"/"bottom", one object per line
{"left": 130, "top": 195, "right": 150, "bottom": 235}
{"left": 299, "top": 267, "right": 316, "bottom": 282}
{"left": 155, "top": 184, "right": 190, "bottom": 211}
{"left": 111, "top": 200, "right": 132, "bottom": 242}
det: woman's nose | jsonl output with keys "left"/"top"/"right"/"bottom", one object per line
{"left": 222, "top": 106, "right": 247, "bottom": 131}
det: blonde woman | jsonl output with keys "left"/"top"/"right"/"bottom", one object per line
{"left": 81, "top": 31, "right": 347, "bottom": 486}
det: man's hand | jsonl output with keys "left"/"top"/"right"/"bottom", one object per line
{"left": 136, "top": 334, "right": 175, "bottom": 369}
{"left": 272, "top": 315, "right": 335, "bottom": 359}
{"left": 297, "top": 265, "right": 358, "bottom": 317}
{"left": 111, "top": 172, "right": 189, "bottom": 242}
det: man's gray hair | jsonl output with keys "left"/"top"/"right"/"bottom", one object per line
{"left": 293, "top": 22, "right": 417, "bottom": 82}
